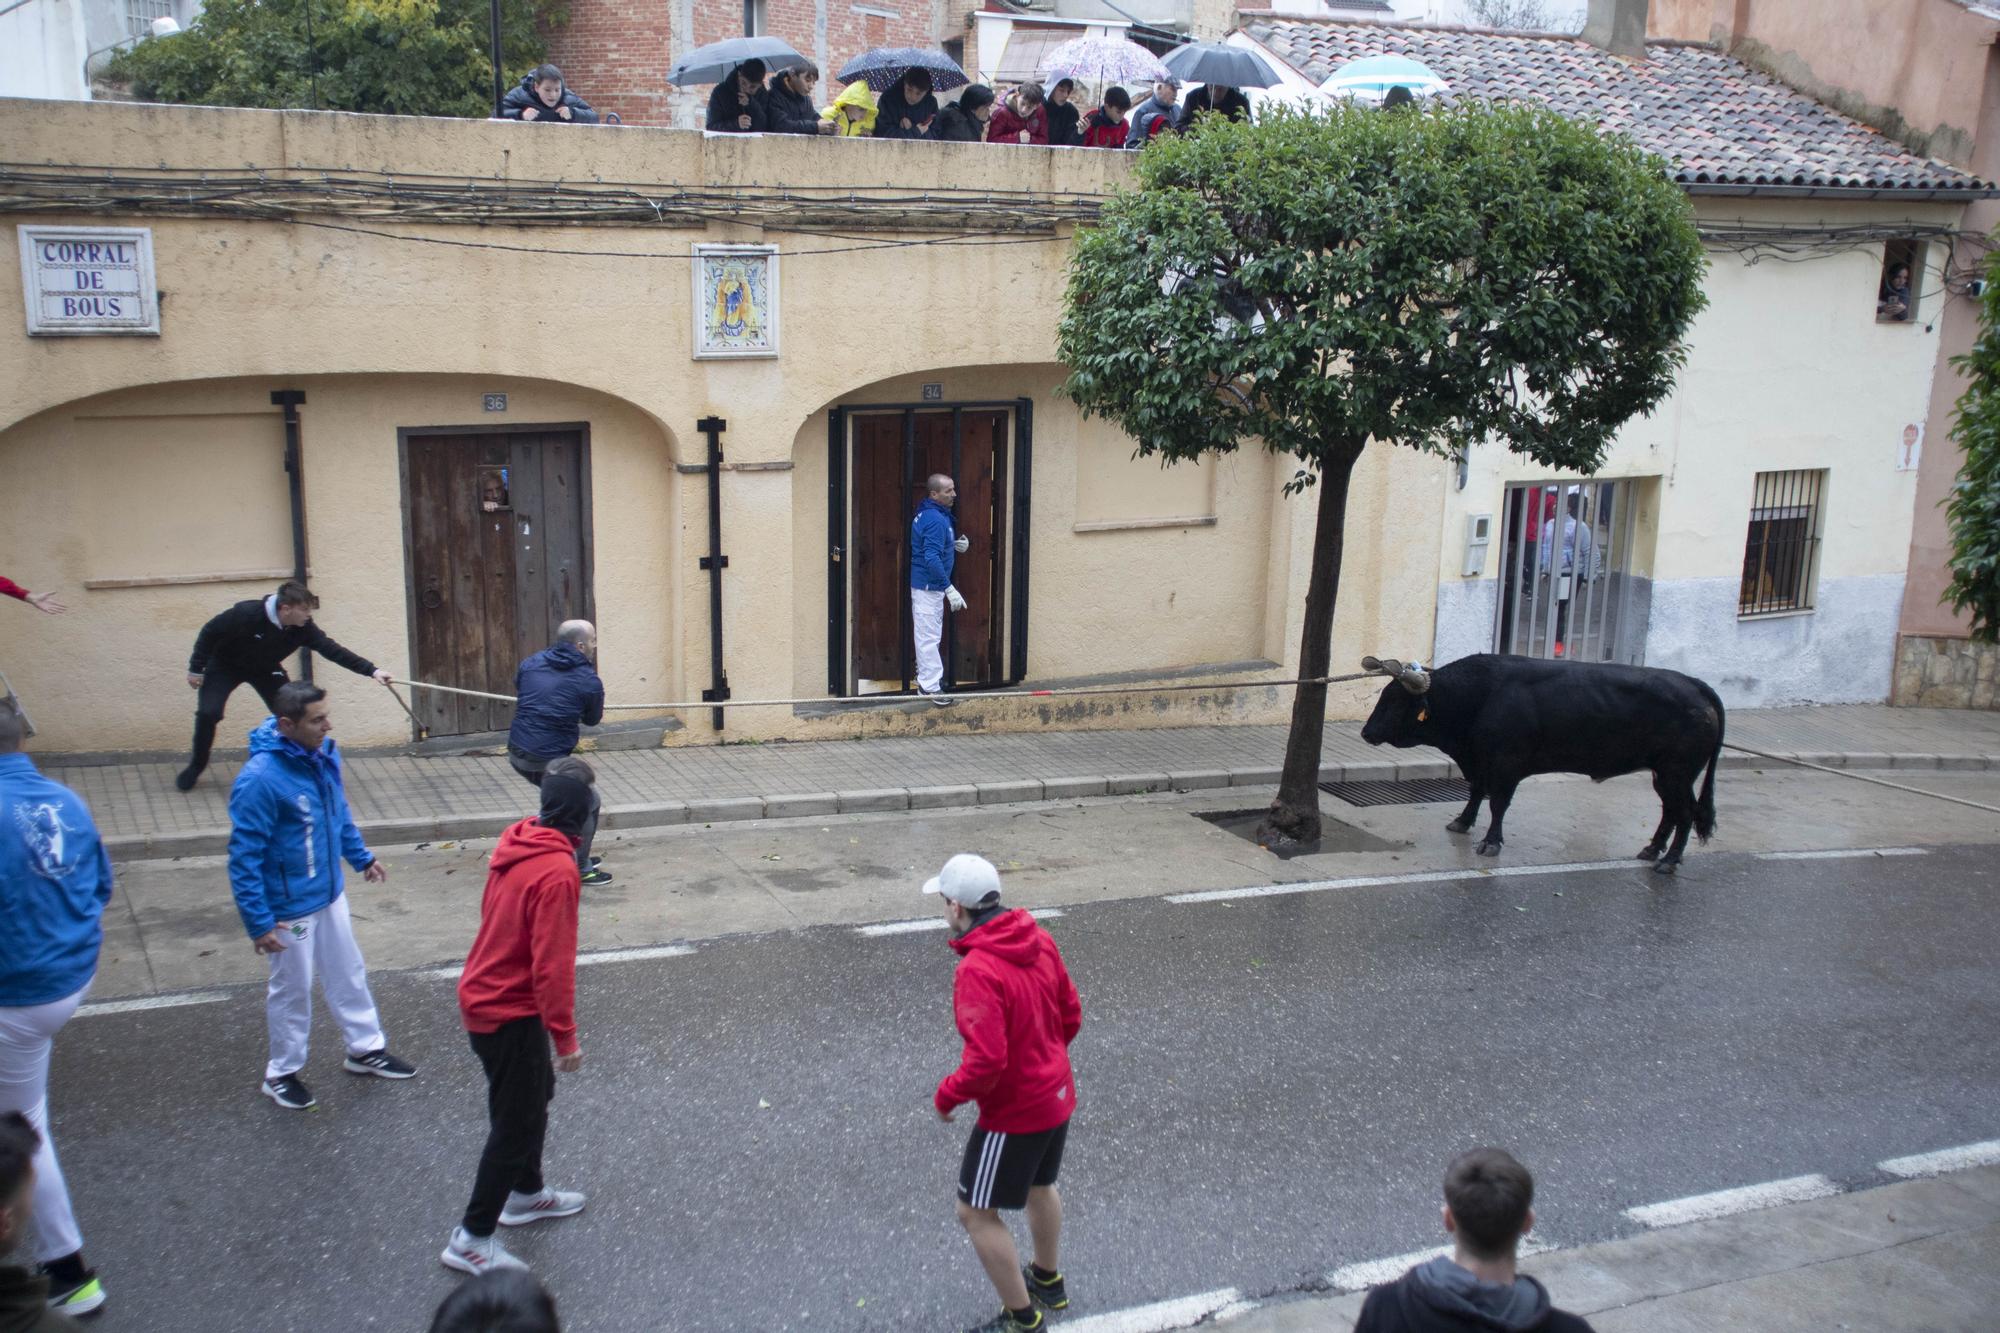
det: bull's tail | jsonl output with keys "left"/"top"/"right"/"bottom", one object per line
{"left": 1694, "top": 682, "right": 1724, "bottom": 842}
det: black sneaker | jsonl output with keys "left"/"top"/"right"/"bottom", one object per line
{"left": 1024, "top": 1266, "right": 1068, "bottom": 1311}
{"left": 581, "top": 867, "right": 613, "bottom": 887}
{"left": 40, "top": 1270, "right": 107, "bottom": 1316}
{"left": 964, "top": 1310, "right": 1041, "bottom": 1333}
{"left": 174, "top": 767, "right": 199, "bottom": 792}
{"left": 261, "top": 1074, "right": 315, "bottom": 1110}
{"left": 588, "top": 856, "right": 603, "bottom": 869}
{"left": 343, "top": 1049, "right": 417, "bottom": 1079}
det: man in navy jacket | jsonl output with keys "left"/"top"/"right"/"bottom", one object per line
{"left": 228, "top": 683, "right": 417, "bottom": 1111}
{"left": 0, "top": 699, "right": 112, "bottom": 1316}
{"left": 911, "top": 475, "right": 970, "bottom": 705}
{"left": 506, "top": 622, "right": 608, "bottom": 885}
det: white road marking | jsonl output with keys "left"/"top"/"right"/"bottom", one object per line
{"left": 75, "top": 992, "right": 232, "bottom": 1018}
{"left": 1058, "top": 1288, "right": 1246, "bottom": 1333}
{"left": 856, "top": 908, "right": 1064, "bottom": 937}
{"left": 419, "top": 942, "right": 696, "bottom": 982}
{"left": 1167, "top": 860, "right": 1637, "bottom": 904}
{"left": 1329, "top": 1237, "right": 1558, "bottom": 1292}
{"left": 419, "top": 966, "right": 466, "bottom": 981}
{"left": 1625, "top": 1175, "right": 1840, "bottom": 1228}
{"left": 1878, "top": 1140, "right": 2000, "bottom": 1179}
{"left": 1757, "top": 847, "right": 1928, "bottom": 861}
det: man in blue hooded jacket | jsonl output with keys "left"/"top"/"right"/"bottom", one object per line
{"left": 0, "top": 698, "right": 112, "bottom": 1316}
{"left": 911, "top": 475, "right": 970, "bottom": 705}
{"left": 507, "top": 622, "right": 609, "bottom": 885}
{"left": 228, "top": 682, "right": 417, "bottom": 1111}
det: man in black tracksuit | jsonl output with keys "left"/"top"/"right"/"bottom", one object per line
{"left": 177, "top": 581, "right": 390, "bottom": 791}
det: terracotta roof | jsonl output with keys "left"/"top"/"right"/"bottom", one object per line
{"left": 1237, "top": 17, "right": 1993, "bottom": 195}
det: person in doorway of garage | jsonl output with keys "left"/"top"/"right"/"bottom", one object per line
{"left": 506, "top": 623, "right": 610, "bottom": 887}
{"left": 1537, "top": 493, "right": 1596, "bottom": 658}
{"left": 911, "top": 475, "right": 970, "bottom": 706}
{"left": 1353, "top": 1148, "right": 1594, "bottom": 1332}
{"left": 178, "top": 580, "right": 392, "bottom": 792}
{"left": 928, "top": 854, "right": 1082, "bottom": 1333}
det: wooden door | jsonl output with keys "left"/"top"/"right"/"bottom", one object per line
{"left": 403, "top": 428, "right": 593, "bottom": 738}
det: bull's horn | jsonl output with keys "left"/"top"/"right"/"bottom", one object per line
{"left": 1399, "top": 663, "right": 1432, "bottom": 695}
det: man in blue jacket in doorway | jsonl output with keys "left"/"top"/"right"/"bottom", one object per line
{"left": 228, "top": 682, "right": 418, "bottom": 1111}
{"left": 911, "top": 475, "right": 970, "bottom": 706}
{"left": 507, "top": 621, "right": 609, "bottom": 886}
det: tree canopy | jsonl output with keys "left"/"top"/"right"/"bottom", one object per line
{"left": 1057, "top": 103, "right": 1707, "bottom": 845}
{"left": 1945, "top": 244, "right": 2000, "bottom": 643}
{"left": 104, "top": 0, "right": 561, "bottom": 119}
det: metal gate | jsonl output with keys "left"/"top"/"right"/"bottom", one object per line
{"left": 1493, "top": 479, "right": 1639, "bottom": 664}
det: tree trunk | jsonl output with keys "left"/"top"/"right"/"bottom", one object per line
{"left": 1256, "top": 441, "right": 1365, "bottom": 851}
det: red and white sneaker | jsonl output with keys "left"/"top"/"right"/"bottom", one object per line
{"left": 499, "top": 1187, "right": 587, "bottom": 1227}
{"left": 440, "top": 1227, "right": 529, "bottom": 1275}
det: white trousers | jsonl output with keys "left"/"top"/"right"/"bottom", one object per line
{"left": 0, "top": 983, "right": 89, "bottom": 1263}
{"left": 912, "top": 588, "right": 946, "bottom": 695}
{"left": 264, "top": 893, "right": 385, "bottom": 1082}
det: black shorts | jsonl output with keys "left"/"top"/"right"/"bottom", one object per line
{"left": 957, "top": 1119, "right": 1068, "bottom": 1211}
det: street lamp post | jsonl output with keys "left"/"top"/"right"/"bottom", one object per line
{"left": 490, "top": 0, "right": 505, "bottom": 117}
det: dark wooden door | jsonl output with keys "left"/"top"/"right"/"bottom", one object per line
{"left": 848, "top": 409, "right": 1004, "bottom": 690}
{"left": 403, "top": 428, "right": 593, "bottom": 738}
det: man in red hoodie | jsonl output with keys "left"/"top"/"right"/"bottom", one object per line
{"left": 442, "top": 761, "right": 592, "bottom": 1278}
{"left": 928, "top": 854, "right": 1082, "bottom": 1333}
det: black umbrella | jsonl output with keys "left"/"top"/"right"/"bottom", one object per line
{"left": 669, "top": 36, "right": 809, "bottom": 85}
{"left": 837, "top": 46, "right": 968, "bottom": 92}
{"left": 1160, "top": 41, "right": 1282, "bottom": 90}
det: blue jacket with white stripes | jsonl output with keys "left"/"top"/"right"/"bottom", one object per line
{"left": 226, "top": 719, "right": 375, "bottom": 939}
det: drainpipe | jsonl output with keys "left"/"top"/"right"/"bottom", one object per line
{"left": 272, "top": 389, "right": 313, "bottom": 682}
{"left": 696, "top": 416, "right": 731, "bottom": 731}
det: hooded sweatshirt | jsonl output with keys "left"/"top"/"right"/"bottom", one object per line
{"left": 187, "top": 597, "right": 375, "bottom": 679}
{"left": 226, "top": 719, "right": 373, "bottom": 939}
{"left": 707, "top": 71, "right": 769, "bottom": 132}
{"left": 0, "top": 1265, "right": 73, "bottom": 1333}
{"left": 458, "top": 818, "right": 582, "bottom": 1056}
{"left": 874, "top": 84, "right": 939, "bottom": 138}
{"left": 986, "top": 96, "right": 1048, "bottom": 145}
{"left": 1354, "top": 1258, "right": 1595, "bottom": 1333}
{"left": 763, "top": 76, "right": 822, "bottom": 135}
{"left": 822, "top": 81, "right": 878, "bottom": 136}
{"left": 499, "top": 73, "right": 600, "bottom": 123}
{"left": 0, "top": 753, "right": 112, "bottom": 1008}
{"left": 1081, "top": 107, "right": 1127, "bottom": 148}
{"left": 507, "top": 642, "right": 605, "bottom": 762}
{"left": 1046, "top": 97, "right": 1082, "bottom": 146}
{"left": 934, "top": 908, "right": 1082, "bottom": 1133}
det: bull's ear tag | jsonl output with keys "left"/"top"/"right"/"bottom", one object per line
{"left": 1418, "top": 706, "right": 1429, "bottom": 722}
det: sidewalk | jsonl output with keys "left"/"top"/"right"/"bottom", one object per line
{"left": 45, "top": 703, "right": 2000, "bottom": 861}
{"left": 1218, "top": 1162, "right": 2000, "bottom": 1332}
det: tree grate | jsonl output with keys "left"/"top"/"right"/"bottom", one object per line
{"left": 1320, "top": 777, "right": 1471, "bottom": 807}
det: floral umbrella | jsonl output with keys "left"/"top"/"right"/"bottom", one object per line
{"left": 1038, "top": 35, "right": 1170, "bottom": 90}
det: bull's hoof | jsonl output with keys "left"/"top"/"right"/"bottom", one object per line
{"left": 1476, "top": 839, "right": 1503, "bottom": 857}
{"left": 1652, "top": 859, "right": 1679, "bottom": 876}
{"left": 1637, "top": 845, "right": 1662, "bottom": 862}
{"left": 1446, "top": 819, "right": 1474, "bottom": 834}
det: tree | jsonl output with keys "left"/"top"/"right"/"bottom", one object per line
{"left": 1056, "top": 104, "right": 1707, "bottom": 849}
{"left": 1459, "top": 0, "right": 1584, "bottom": 32}
{"left": 1944, "top": 245, "right": 2000, "bottom": 643}
{"left": 104, "top": 0, "right": 562, "bottom": 119}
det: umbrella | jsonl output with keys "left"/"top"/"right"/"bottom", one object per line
{"left": 837, "top": 46, "right": 968, "bottom": 93}
{"left": 668, "top": 36, "right": 808, "bottom": 86}
{"left": 1037, "top": 35, "right": 1169, "bottom": 89}
{"left": 1159, "top": 41, "right": 1282, "bottom": 90}
{"left": 1321, "top": 54, "right": 1450, "bottom": 104}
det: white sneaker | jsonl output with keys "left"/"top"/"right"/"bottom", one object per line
{"left": 440, "top": 1226, "right": 530, "bottom": 1275}
{"left": 499, "top": 1186, "right": 587, "bottom": 1227}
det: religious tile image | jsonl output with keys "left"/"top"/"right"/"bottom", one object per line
{"left": 693, "top": 245, "right": 778, "bottom": 359}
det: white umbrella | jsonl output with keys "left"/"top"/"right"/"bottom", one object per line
{"left": 1038, "top": 35, "right": 1170, "bottom": 89}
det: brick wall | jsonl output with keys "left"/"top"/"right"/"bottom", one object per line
{"left": 548, "top": 0, "right": 947, "bottom": 127}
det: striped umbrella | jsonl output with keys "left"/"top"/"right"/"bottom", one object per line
{"left": 1038, "top": 35, "right": 1169, "bottom": 89}
{"left": 1320, "top": 54, "right": 1449, "bottom": 104}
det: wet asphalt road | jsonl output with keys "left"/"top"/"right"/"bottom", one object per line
{"left": 47, "top": 842, "right": 2000, "bottom": 1332}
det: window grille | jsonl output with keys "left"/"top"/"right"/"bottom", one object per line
{"left": 1739, "top": 469, "right": 1825, "bottom": 615}
{"left": 126, "top": 0, "right": 171, "bottom": 39}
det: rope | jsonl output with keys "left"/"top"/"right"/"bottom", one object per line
{"left": 1722, "top": 742, "right": 2000, "bottom": 816}
{"left": 387, "top": 670, "right": 1382, "bottom": 714}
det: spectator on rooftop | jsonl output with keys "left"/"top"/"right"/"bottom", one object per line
{"left": 766, "top": 63, "right": 836, "bottom": 135}
{"left": 822, "top": 80, "right": 879, "bottom": 136}
{"left": 500, "top": 65, "right": 599, "bottom": 124}
{"left": 1079, "top": 86, "right": 1131, "bottom": 148}
{"left": 931, "top": 84, "right": 995, "bottom": 142}
{"left": 987, "top": 82, "right": 1048, "bottom": 145}
{"left": 1045, "top": 78, "right": 1082, "bottom": 146}
{"left": 1177, "top": 82, "right": 1250, "bottom": 129}
{"left": 875, "top": 68, "right": 938, "bottom": 138}
{"left": 707, "top": 59, "right": 769, "bottom": 133}
{"left": 1124, "top": 78, "right": 1179, "bottom": 148}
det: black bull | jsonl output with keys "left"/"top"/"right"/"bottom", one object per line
{"left": 1360, "top": 654, "right": 1726, "bottom": 873}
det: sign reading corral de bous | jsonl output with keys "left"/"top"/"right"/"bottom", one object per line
{"left": 17, "top": 226, "right": 160, "bottom": 336}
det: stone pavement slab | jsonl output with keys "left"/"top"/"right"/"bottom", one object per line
{"left": 39, "top": 705, "right": 2000, "bottom": 861}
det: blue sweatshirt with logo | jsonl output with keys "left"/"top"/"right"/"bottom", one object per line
{"left": 226, "top": 719, "right": 375, "bottom": 939}
{"left": 910, "top": 497, "right": 957, "bottom": 591}
{"left": 0, "top": 753, "right": 113, "bottom": 1007}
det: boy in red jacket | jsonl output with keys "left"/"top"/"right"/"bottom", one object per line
{"left": 441, "top": 762, "right": 592, "bottom": 1278}
{"left": 928, "top": 854, "right": 1082, "bottom": 1333}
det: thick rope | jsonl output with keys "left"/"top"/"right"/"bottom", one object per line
{"left": 1722, "top": 742, "right": 2000, "bottom": 816}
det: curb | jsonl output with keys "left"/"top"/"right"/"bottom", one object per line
{"left": 100, "top": 751, "right": 1998, "bottom": 863}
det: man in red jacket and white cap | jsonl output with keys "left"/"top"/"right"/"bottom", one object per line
{"left": 928, "top": 853, "right": 1083, "bottom": 1333}
{"left": 441, "top": 759, "right": 592, "bottom": 1278}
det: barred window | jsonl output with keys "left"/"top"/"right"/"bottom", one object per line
{"left": 126, "top": 0, "right": 172, "bottom": 40}
{"left": 1739, "top": 469, "right": 1825, "bottom": 615}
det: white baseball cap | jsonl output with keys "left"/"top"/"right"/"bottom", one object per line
{"left": 922, "top": 853, "right": 1003, "bottom": 908}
